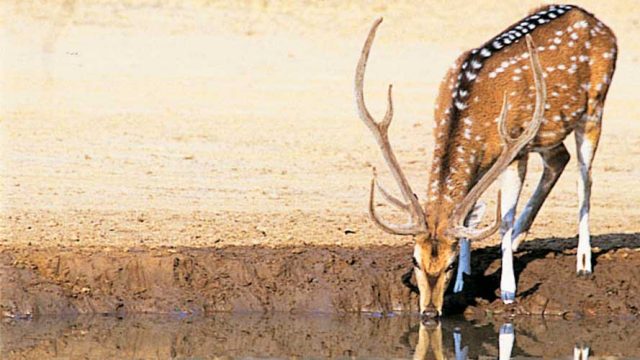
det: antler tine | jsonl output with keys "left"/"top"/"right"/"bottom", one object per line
{"left": 368, "top": 173, "right": 424, "bottom": 235}
{"left": 451, "top": 192, "right": 502, "bottom": 240}
{"left": 498, "top": 92, "right": 518, "bottom": 143}
{"left": 448, "top": 34, "right": 546, "bottom": 240}
{"left": 373, "top": 168, "right": 410, "bottom": 211}
{"left": 356, "top": 18, "right": 428, "bottom": 235}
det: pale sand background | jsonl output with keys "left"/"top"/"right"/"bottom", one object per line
{"left": 1, "top": 1, "right": 639, "bottom": 248}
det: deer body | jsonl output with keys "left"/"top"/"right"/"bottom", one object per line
{"left": 428, "top": 5, "right": 617, "bottom": 301}
{"left": 355, "top": 4, "right": 617, "bottom": 318}
{"left": 429, "top": 5, "right": 616, "bottom": 230}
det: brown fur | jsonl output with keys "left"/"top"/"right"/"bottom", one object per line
{"left": 415, "top": 5, "right": 617, "bottom": 315}
{"left": 425, "top": 5, "right": 616, "bottom": 238}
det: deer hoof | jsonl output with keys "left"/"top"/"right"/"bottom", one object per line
{"left": 501, "top": 291, "right": 516, "bottom": 303}
{"left": 577, "top": 269, "right": 592, "bottom": 278}
{"left": 499, "top": 323, "right": 514, "bottom": 335}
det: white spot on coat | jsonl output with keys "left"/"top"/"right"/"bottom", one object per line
{"left": 568, "top": 63, "right": 578, "bottom": 74}
{"left": 455, "top": 101, "right": 467, "bottom": 110}
{"left": 574, "top": 20, "right": 588, "bottom": 29}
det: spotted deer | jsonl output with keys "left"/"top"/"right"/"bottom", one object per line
{"left": 355, "top": 4, "right": 617, "bottom": 318}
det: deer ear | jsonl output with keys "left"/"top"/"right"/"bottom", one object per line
{"left": 464, "top": 201, "right": 487, "bottom": 228}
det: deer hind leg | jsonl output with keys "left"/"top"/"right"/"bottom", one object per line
{"left": 499, "top": 157, "right": 528, "bottom": 303}
{"left": 575, "top": 113, "right": 603, "bottom": 276}
{"left": 512, "top": 144, "right": 571, "bottom": 250}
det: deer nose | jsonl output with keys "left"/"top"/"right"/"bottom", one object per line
{"left": 422, "top": 305, "right": 439, "bottom": 319}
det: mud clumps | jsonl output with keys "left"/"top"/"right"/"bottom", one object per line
{"left": 1, "top": 239, "right": 639, "bottom": 318}
{"left": 459, "top": 238, "right": 640, "bottom": 318}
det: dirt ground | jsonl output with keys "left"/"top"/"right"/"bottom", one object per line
{"left": 3, "top": 239, "right": 640, "bottom": 319}
{"left": 1, "top": 1, "right": 640, "bottom": 317}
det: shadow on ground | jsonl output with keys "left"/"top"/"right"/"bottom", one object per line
{"left": 443, "top": 232, "right": 640, "bottom": 317}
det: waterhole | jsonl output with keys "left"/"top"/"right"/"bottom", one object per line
{"left": 2, "top": 313, "right": 639, "bottom": 358}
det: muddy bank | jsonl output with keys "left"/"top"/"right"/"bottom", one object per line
{"left": 1, "top": 245, "right": 418, "bottom": 316}
{"left": 2, "top": 233, "right": 640, "bottom": 318}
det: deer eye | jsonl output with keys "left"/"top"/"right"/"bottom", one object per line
{"left": 412, "top": 257, "right": 420, "bottom": 269}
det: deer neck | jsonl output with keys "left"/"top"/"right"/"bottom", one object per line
{"left": 425, "top": 111, "right": 484, "bottom": 237}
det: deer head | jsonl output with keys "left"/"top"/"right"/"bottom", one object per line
{"left": 355, "top": 18, "right": 546, "bottom": 319}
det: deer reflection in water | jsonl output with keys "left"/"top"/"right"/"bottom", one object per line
{"left": 411, "top": 321, "right": 590, "bottom": 360}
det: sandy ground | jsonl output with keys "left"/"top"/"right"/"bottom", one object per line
{"left": 1, "top": 0, "right": 639, "bottom": 250}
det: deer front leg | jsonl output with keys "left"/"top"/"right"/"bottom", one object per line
{"left": 512, "top": 144, "right": 570, "bottom": 250}
{"left": 500, "top": 158, "right": 527, "bottom": 303}
{"left": 454, "top": 202, "right": 486, "bottom": 293}
{"left": 454, "top": 239, "right": 470, "bottom": 293}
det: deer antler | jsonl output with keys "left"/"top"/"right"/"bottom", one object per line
{"left": 356, "top": 18, "right": 428, "bottom": 235}
{"left": 448, "top": 35, "right": 546, "bottom": 240}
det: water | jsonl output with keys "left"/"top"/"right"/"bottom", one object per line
{"left": 2, "top": 313, "right": 639, "bottom": 359}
